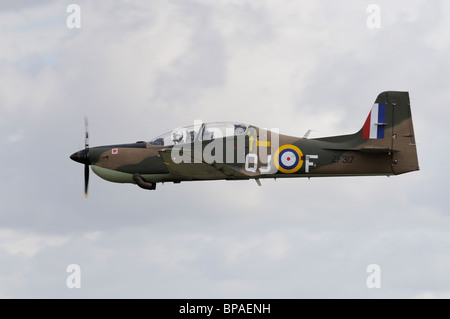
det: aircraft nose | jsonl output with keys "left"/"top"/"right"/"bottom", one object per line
{"left": 70, "top": 149, "right": 90, "bottom": 165}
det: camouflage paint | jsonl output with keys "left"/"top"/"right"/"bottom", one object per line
{"left": 71, "top": 91, "right": 419, "bottom": 190}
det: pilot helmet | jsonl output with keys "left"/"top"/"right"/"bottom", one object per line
{"left": 172, "top": 129, "right": 184, "bottom": 143}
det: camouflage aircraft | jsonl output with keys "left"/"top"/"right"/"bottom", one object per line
{"left": 70, "top": 91, "right": 419, "bottom": 196}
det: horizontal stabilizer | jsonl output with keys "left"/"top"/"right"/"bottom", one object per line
{"left": 323, "top": 146, "right": 396, "bottom": 153}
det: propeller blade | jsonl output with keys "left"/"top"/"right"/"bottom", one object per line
{"left": 70, "top": 117, "right": 92, "bottom": 198}
{"left": 84, "top": 117, "right": 90, "bottom": 198}
{"left": 84, "top": 116, "right": 89, "bottom": 149}
{"left": 84, "top": 163, "right": 89, "bottom": 198}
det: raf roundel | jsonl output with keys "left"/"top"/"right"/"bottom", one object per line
{"left": 273, "top": 144, "right": 304, "bottom": 174}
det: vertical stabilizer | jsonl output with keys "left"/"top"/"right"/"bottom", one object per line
{"left": 359, "top": 91, "right": 419, "bottom": 174}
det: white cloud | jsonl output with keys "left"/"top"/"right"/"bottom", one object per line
{"left": 0, "top": 229, "right": 69, "bottom": 257}
{"left": 6, "top": 129, "right": 24, "bottom": 143}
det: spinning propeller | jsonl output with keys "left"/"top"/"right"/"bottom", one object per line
{"left": 70, "top": 117, "right": 91, "bottom": 198}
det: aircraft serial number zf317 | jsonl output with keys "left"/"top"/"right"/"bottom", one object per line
{"left": 70, "top": 91, "right": 419, "bottom": 196}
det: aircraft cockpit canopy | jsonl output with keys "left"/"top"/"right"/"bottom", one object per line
{"left": 149, "top": 122, "right": 248, "bottom": 146}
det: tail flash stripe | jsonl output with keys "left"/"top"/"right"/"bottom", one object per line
{"left": 369, "top": 103, "right": 379, "bottom": 139}
{"left": 377, "top": 103, "right": 386, "bottom": 139}
{"left": 363, "top": 103, "right": 386, "bottom": 139}
{"left": 363, "top": 112, "right": 371, "bottom": 139}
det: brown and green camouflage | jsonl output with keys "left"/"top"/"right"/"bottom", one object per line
{"left": 70, "top": 91, "right": 419, "bottom": 192}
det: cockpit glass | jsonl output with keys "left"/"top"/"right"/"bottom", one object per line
{"left": 149, "top": 124, "right": 200, "bottom": 146}
{"left": 149, "top": 122, "right": 248, "bottom": 146}
{"left": 199, "top": 122, "right": 248, "bottom": 141}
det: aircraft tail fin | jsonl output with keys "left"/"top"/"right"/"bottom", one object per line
{"left": 358, "top": 91, "right": 419, "bottom": 174}
{"left": 318, "top": 91, "right": 419, "bottom": 175}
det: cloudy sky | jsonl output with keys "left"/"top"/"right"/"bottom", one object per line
{"left": 1, "top": 0, "right": 449, "bottom": 298}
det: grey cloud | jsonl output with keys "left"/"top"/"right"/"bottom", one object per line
{"left": 0, "top": 0, "right": 449, "bottom": 299}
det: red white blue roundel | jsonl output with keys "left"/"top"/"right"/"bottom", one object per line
{"left": 273, "top": 144, "right": 304, "bottom": 173}
{"left": 279, "top": 149, "right": 299, "bottom": 170}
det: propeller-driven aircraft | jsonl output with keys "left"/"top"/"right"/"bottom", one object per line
{"left": 70, "top": 91, "right": 419, "bottom": 196}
